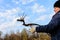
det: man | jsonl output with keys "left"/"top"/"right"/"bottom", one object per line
{"left": 30, "top": 0, "right": 60, "bottom": 40}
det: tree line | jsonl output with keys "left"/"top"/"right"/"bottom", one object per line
{"left": 0, "top": 29, "right": 51, "bottom": 40}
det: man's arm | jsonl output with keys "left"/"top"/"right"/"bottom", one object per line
{"left": 36, "top": 16, "right": 59, "bottom": 33}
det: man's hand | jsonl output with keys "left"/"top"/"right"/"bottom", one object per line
{"left": 29, "top": 27, "right": 36, "bottom": 33}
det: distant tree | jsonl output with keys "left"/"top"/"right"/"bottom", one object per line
{"left": 16, "top": 30, "right": 21, "bottom": 40}
{"left": 38, "top": 32, "right": 51, "bottom": 40}
{"left": 21, "top": 28, "right": 28, "bottom": 40}
{"left": 0, "top": 31, "right": 2, "bottom": 37}
{"left": 9, "top": 33, "right": 20, "bottom": 40}
{"left": 4, "top": 34, "right": 9, "bottom": 40}
{"left": 0, "top": 31, "right": 3, "bottom": 40}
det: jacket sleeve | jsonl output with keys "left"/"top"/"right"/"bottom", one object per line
{"left": 36, "top": 15, "right": 59, "bottom": 33}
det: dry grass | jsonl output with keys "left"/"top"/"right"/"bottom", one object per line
{"left": 0, "top": 30, "right": 51, "bottom": 40}
{"left": 38, "top": 33, "right": 51, "bottom": 40}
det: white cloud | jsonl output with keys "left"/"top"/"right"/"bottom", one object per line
{"left": 0, "top": 18, "right": 16, "bottom": 30}
{"left": 12, "top": 0, "right": 35, "bottom": 5}
{"left": 49, "top": 12, "right": 55, "bottom": 19}
{"left": 15, "top": 1, "right": 19, "bottom": 4}
{"left": 12, "top": 0, "right": 20, "bottom": 4}
{"left": 31, "top": 3, "right": 46, "bottom": 13}
{"left": 0, "top": 8, "right": 19, "bottom": 23}
{"left": 21, "top": 0, "right": 34, "bottom": 5}
{"left": 0, "top": 7, "right": 22, "bottom": 31}
{"left": 35, "top": 15, "right": 47, "bottom": 21}
{"left": 34, "top": 13, "right": 55, "bottom": 22}
{"left": 0, "top": 0, "right": 3, "bottom": 3}
{"left": 25, "top": 16, "right": 31, "bottom": 23}
{"left": 0, "top": 17, "right": 22, "bottom": 33}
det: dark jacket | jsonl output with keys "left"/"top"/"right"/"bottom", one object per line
{"left": 36, "top": 11, "right": 60, "bottom": 40}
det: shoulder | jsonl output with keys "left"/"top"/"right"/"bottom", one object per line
{"left": 52, "top": 12, "right": 60, "bottom": 20}
{"left": 56, "top": 12, "right": 60, "bottom": 17}
{"left": 53, "top": 12, "right": 60, "bottom": 17}
{"left": 58, "top": 12, "right": 60, "bottom": 15}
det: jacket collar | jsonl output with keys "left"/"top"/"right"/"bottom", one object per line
{"left": 53, "top": 11, "right": 60, "bottom": 17}
{"left": 55, "top": 11, "right": 60, "bottom": 15}
{"left": 56, "top": 11, "right": 60, "bottom": 14}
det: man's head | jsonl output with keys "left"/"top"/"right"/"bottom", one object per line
{"left": 54, "top": 0, "right": 60, "bottom": 13}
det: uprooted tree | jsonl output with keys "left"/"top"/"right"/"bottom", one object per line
{"left": 17, "top": 14, "right": 51, "bottom": 40}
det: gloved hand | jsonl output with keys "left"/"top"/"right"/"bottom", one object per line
{"left": 29, "top": 27, "right": 36, "bottom": 33}
{"left": 29, "top": 25, "right": 37, "bottom": 33}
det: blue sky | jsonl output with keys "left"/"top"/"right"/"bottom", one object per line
{"left": 0, "top": 0, "right": 57, "bottom": 34}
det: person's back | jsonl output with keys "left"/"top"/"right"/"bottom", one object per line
{"left": 51, "top": 11, "right": 60, "bottom": 40}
